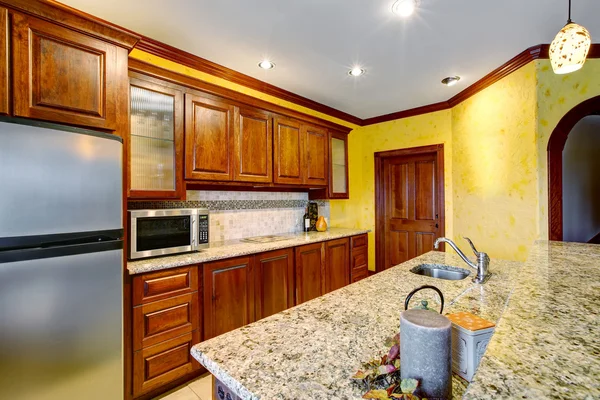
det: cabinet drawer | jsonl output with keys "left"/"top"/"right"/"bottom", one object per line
{"left": 351, "top": 234, "right": 368, "bottom": 250}
{"left": 351, "top": 247, "right": 368, "bottom": 270}
{"left": 133, "top": 266, "right": 198, "bottom": 305}
{"left": 133, "top": 293, "right": 199, "bottom": 351}
{"left": 133, "top": 331, "right": 200, "bottom": 397}
{"left": 351, "top": 265, "right": 369, "bottom": 283}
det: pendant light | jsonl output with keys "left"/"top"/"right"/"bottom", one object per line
{"left": 549, "top": 0, "right": 591, "bottom": 74}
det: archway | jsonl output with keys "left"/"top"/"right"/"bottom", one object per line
{"left": 548, "top": 95, "right": 600, "bottom": 241}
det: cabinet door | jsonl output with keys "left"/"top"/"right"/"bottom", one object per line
{"left": 234, "top": 107, "right": 272, "bottom": 183}
{"left": 12, "top": 12, "right": 119, "bottom": 129}
{"left": 185, "top": 94, "right": 235, "bottom": 181}
{"left": 273, "top": 117, "right": 303, "bottom": 185}
{"left": 0, "top": 7, "right": 8, "bottom": 115}
{"left": 329, "top": 131, "right": 349, "bottom": 198}
{"left": 203, "top": 256, "right": 254, "bottom": 340}
{"left": 324, "top": 238, "right": 350, "bottom": 294}
{"left": 133, "top": 331, "right": 200, "bottom": 397}
{"left": 255, "top": 248, "right": 294, "bottom": 320}
{"left": 303, "top": 124, "right": 329, "bottom": 186}
{"left": 129, "top": 76, "right": 184, "bottom": 199}
{"left": 295, "top": 242, "right": 324, "bottom": 304}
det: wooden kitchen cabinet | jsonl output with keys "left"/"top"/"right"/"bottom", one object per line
{"left": 203, "top": 256, "right": 255, "bottom": 340}
{"left": 0, "top": 7, "right": 8, "bottom": 116}
{"left": 303, "top": 124, "right": 329, "bottom": 186}
{"left": 11, "top": 12, "right": 124, "bottom": 130}
{"left": 328, "top": 131, "right": 349, "bottom": 198}
{"left": 133, "top": 265, "right": 198, "bottom": 305}
{"left": 351, "top": 234, "right": 369, "bottom": 283}
{"left": 295, "top": 242, "right": 325, "bottom": 304}
{"left": 273, "top": 117, "right": 303, "bottom": 185}
{"left": 324, "top": 238, "right": 350, "bottom": 294}
{"left": 254, "top": 248, "right": 295, "bottom": 320}
{"left": 129, "top": 74, "right": 184, "bottom": 199}
{"left": 234, "top": 107, "right": 273, "bottom": 183}
{"left": 185, "top": 94, "right": 235, "bottom": 181}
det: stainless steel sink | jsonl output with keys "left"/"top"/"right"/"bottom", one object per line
{"left": 410, "top": 264, "right": 471, "bottom": 280}
{"left": 240, "top": 235, "right": 291, "bottom": 244}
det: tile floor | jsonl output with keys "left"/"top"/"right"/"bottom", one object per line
{"left": 154, "top": 373, "right": 212, "bottom": 400}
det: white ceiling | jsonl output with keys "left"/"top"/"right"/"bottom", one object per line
{"left": 61, "top": 0, "right": 600, "bottom": 119}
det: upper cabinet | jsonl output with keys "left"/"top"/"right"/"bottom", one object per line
{"left": 185, "top": 94, "right": 235, "bottom": 181}
{"left": 234, "top": 107, "right": 272, "bottom": 183}
{"left": 11, "top": 13, "right": 124, "bottom": 130}
{"left": 0, "top": 7, "right": 8, "bottom": 116}
{"left": 273, "top": 118, "right": 329, "bottom": 187}
{"left": 329, "top": 131, "right": 349, "bottom": 198}
{"left": 128, "top": 74, "right": 184, "bottom": 199}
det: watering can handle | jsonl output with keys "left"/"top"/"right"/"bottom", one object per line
{"left": 404, "top": 285, "right": 445, "bottom": 314}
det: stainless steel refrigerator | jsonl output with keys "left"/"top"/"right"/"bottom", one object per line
{"left": 0, "top": 117, "right": 124, "bottom": 399}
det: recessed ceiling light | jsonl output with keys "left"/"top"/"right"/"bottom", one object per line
{"left": 392, "top": 0, "right": 417, "bottom": 17}
{"left": 258, "top": 60, "right": 275, "bottom": 70}
{"left": 349, "top": 67, "right": 365, "bottom": 77}
{"left": 441, "top": 76, "right": 461, "bottom": 86}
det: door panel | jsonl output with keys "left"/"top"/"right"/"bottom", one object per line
{"left": 12, "top": 13, "right": 119, "bottom": 129}
{"left": 380, "top": 150, "right": 442, "bottom": 270}
{"left": 324, "top": 238, "right": 349, "bottom": 294}
{"left": 234, "top": 108, "right": 272, "bottom": 183}
{"left": 255, "top": 249, "right": 294, "bottom": 320}
{"left": 0, "top": 7, "right": 8, "bottom": 115}
{"left": 273, "top": 118, "right": 303, "bottom": 185}
{"left": 203, "top": 256, "right": 254, "bottom": 340}
{"left": 303, "top": 125, "right": 328, "bottom": 186}
{"left": 185, "top": 94, "right": 234, "bottom": 181}
{"left": 295, "top": 242, "right": 324, "bottom": 304}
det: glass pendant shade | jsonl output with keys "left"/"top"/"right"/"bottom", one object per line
{"left": 549, "top": 22, "right": 592, "bottom": 74}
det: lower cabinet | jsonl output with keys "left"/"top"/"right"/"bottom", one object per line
{"left": 351, "top": 234, "right": 369, "bottom": 282}
{"left": 255, "top": 248, "right": 295, "bottom": 320}
{"left": 203, "top": 256, "right": 255, "bottom": 340}
{"left": 324, "top": 238, "right": 350, "bottom": 294}
{"left": 295, "top": 242, "right": 325, "bottom": 304}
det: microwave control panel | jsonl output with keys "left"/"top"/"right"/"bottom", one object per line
{"left": 198, "top": 214, "right": 209, "bottom": 245}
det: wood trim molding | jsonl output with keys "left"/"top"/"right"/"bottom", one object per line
{"left": 374, "top": 144, "right": 445, "bottom": 272}
{"left": 136, "top": 36, "right": 363, "bottom": 126}
{"left": 547, "top": 95, "right": 600, "bottom": 241}
{"left": 363, "top": 101, "right": 450, "bottom": 126}
{"left": 128, "top": 58, "right": 352, "bottom": 133}
{"left": 0, "top": 0, "right": 140, "bottom": 49}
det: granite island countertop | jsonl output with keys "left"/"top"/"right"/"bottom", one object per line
{"left": 463, "top": 240, "right": 600, "bottom": 399}
{"left": 127, "top": 228, "right": 369, "bottom": 275}
{"left": 191, "top": 250, "right": 523, "bottom": 399}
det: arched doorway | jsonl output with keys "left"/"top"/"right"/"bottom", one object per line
{"left": 548, "top": 95, "right": 600, "bottom": 241}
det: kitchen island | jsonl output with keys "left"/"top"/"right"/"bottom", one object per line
{"left": 191, "top": 249, "right": 522, "bottom": 399}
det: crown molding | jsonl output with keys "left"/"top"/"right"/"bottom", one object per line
{"left": 136, "top": 36, "right": 363, "bottom": 126}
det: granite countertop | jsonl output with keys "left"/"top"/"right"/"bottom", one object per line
{"left": 464, "top": 240, "right": 600, "bottom": 399}
{"left": 191, "top": 250, "right": 523, "bottom": 399}
{"left": 127, "top": 228, "right": 369, "bottom": 275}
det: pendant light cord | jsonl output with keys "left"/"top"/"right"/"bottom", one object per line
{"left": 568, "top": 0, "right": 572, "bottom": 23}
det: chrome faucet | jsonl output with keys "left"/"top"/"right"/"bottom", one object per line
{"left": 434, "top": 237, "right": 491, "bottom": 284}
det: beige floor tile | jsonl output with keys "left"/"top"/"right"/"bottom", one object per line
{"left": 154, "top": 385, "right": 200, "bottom": 400}
{"left": 188, "top": 373, "right": 213, "bottom": 400}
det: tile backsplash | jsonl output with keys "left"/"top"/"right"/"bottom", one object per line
{"left": 128, "top": 191, "right": 330, "bottom": 242}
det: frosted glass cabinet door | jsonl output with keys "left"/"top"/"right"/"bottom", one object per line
{"left": 128, "top": 75, "right": 184, "bottom": 199}
{"left": 329, "top": 132, "right": 349, "bottom": 198}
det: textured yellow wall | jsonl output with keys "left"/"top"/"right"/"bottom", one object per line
{"left": 451, "top": 63, "right": 538, "bottom": 261}
{"left": 129, "top": 49, "right": 358, "bottom": 130}
{"left": 330, "top": 110, "right": 453, "bottom": 270}
{"left": 535, "top": 58, "right": 600, "bottom": 239}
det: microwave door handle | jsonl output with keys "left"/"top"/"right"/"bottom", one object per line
{"left": 191, "top": 216, "right": 198, "bottom": 250}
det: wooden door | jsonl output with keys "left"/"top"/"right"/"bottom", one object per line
{"left": 0, "top": 7, "right": 8, "bottom": 115}
{"left": 324, "top": 238, "right": 350, "bottom": 294}
{"left": 273, "top": 117, "right": 303, "bottom": 185}
{"left": 185, "top": 94, "right": 235, "bottom": 181}
{"left": 295, "top": 242, "right": 324, "bottom": 304}
{"left": 234, "top": 107, "right": 272, "bottom": 183}
{"left": 376, "top": 146, "right": 444, "bottom": 271}
{"left": 303, "top": 124, "right": 329, "bottom": 186}
{"left": 203, "top": 256, "right": 254, "bottom": 340}
{"left": 12, "top": 12, "right": 120, "bottom": 129}
{"left": 254, "top": 249, "right": 294, "bottom": 320}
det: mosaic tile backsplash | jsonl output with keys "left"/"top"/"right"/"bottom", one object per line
{"left": 128, "top": 191, "right": 330, "bottom": 242}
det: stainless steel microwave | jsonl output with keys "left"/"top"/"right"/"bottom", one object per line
{"left": 128, "top": 208, "right": 209, "bottom": 260}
